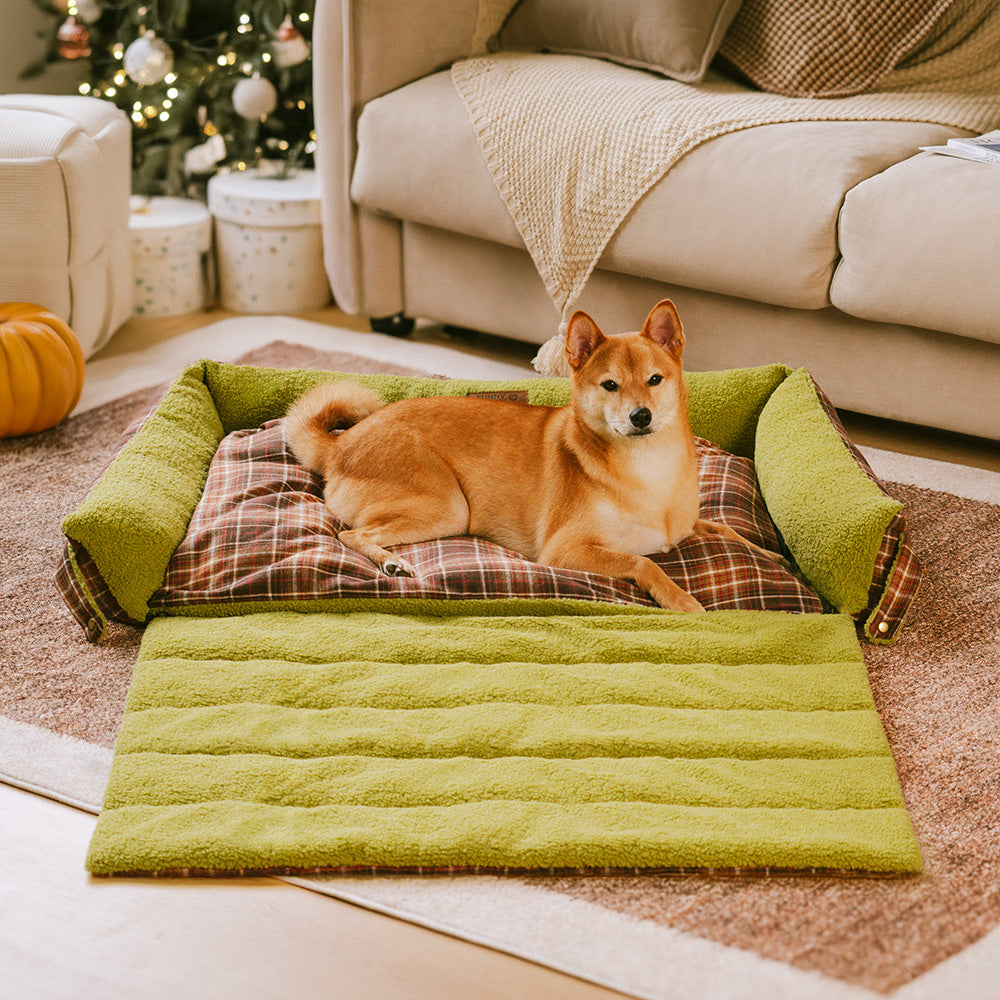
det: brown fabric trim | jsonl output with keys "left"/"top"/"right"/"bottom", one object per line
{"left": 94, "top": 863, "right": 919, "bottom": 880}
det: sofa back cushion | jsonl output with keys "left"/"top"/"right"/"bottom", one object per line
{"left": 493, "top": 0, "right": 744, "bottom": 83}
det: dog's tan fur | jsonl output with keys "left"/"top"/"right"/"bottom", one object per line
{"left": 285, "top": 300, "right": 779, "bottom": 612}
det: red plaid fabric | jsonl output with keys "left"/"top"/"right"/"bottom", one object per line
{"left": 147, "top": 421, "right": 822, "bottom": 615}
{"left": 809, "top": 377, "right": 921, "bottom": 642}
{"left": 54, "top": 540, "right": 135, "bottom": 642}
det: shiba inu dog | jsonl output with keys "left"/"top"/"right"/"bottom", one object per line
{"left": 285, "top": 299, "right": 780, "bottom": 612}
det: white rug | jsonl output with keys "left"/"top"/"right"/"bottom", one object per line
{"left": 10, "top": 315, "right": 1000, "bottom": 1000}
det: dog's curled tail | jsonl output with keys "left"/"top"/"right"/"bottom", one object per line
{"left": 284, "top": 380, "right": 385, "bottom": 474}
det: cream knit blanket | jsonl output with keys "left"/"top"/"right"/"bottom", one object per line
{"left": 450, "top": 0, "right": 1000, "bottom": 374}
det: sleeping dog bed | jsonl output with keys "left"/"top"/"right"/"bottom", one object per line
{"left": 57, "top": 360, "right": 923, "bottom": 876}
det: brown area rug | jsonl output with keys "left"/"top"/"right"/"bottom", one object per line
{"left": 2, "top": 339, "right": 998, "bottom": 995}
{"left": 536, "top": 478, "right": 1000, "bottom": 992}
{"left": 0, "top": 342, "right": 429, "bottom": 747}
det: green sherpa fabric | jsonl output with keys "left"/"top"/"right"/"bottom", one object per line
{"left": 60, "top": 359, "right": 797, "bottom": 624}
{"left": 754, "top": 370, "right": 902, "bottom": 615}
{"left": 201, "top": 358, "right": 790, "bottom": 457}
{"left": 61, "top": 365, "right": 224, "bottom": 622}
{"left": 685, "top": 363, "right": 790, "bottom": 456}
{"left": 86, "top": 609, "right": 922, "bottom": 876}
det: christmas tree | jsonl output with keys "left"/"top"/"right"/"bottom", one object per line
{"left": 23, "top": 0, "right": 315, "bottom": 196}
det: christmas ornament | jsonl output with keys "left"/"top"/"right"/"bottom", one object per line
{"left": 232, "top": 75, "right": 278, "bottom": 120}
{"left": 72, "top": 0, "right": 102, "bottom": 25}
{"left": 184, "top": 133, "right": 227, "bottom": 175}
{"left": 271, "top": 16, "right": 311, "bottom": 69}
{"left": 56, "top": 15, "right": 91, "bottom": 59}
{"left": 123, "top": 31, "right": 174, "bottom": 85}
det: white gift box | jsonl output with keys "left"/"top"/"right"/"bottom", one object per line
{"left": 129, "top": 196, "right": 212, "bottom": 317}
{"left": 0, "top": 95, "right": 132, "bottom": 358}
{"left": 207, "top": 168, "right": 331, "bottom": 313}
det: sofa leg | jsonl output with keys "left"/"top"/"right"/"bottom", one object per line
{"left": 369, "top": 313, "right": 415, "bottom": 337}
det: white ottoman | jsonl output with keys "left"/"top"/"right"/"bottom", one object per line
{"left": 0, "top": 95, "right": 132, "bottom": 358}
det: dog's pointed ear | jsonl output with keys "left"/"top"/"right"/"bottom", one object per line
{"left": 642, "top": 300, "right": 684, "bottom": 360}
{"left": 565, "top": 311, "right": 606, "bottom": 371}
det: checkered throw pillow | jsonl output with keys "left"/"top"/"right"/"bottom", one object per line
{"left": 718, "top": 0, "right": 953, "bottom": 97}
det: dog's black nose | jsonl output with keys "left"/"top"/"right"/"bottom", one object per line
{"left": 629, "top": 407, "right": 652, "bottom": 429}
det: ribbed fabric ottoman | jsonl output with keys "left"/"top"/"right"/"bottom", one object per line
{"left": 0, "top": 95, "right": 132, "bottom": 358}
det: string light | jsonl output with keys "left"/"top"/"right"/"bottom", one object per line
{"left": 47, "top": 0, "right": 318, "bottom": 193}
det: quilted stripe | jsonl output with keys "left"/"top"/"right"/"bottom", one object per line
{"left": 123, "top": 657, "right": 871, "bottom": 712}
{"left": 88, "top": 801, "right": 920, "bottom": 874}
{"left": 102, "top": 754, "right": 906, "bottom": 810}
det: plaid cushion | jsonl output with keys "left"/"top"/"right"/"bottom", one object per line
{"left": 809, "top": 377, "right": 920, "bottom": 642}
{"left": 146, "top": 420, "right": 822, "bottom": 615}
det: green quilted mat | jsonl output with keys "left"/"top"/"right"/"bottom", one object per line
{"left": 86, "top": 607, "right": 922, "bottom": 876}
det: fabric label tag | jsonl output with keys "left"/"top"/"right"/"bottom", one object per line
{"left": 466, "top": 390, "right": 530, "bottom": 403}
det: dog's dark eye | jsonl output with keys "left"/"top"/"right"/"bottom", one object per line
{"left": 648, "top": 374, "right": 663, "bottom": 386}
{"left": 601, "top": 379, "right": 619, "bottom": 392}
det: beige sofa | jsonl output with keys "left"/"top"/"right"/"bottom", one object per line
{"left": 312, "top": 0, "right": 1000, "bottom": 440}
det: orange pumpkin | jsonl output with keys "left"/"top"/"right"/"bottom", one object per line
{"left": 0, "top": 303, "right": 85, "bottom": 438}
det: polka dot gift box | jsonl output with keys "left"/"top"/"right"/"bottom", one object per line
{"left": 207, "top": 168, "right": 331, "bottom": 313}
{"left": 129, "top": 196, "right": 211, "bottom": 317}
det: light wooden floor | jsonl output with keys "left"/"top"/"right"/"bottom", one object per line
{"left": 2, "top": 784, "right": 623, "bottom": 1000}
{"left": 8, "top": 304, "right": 996, "bottom": 999}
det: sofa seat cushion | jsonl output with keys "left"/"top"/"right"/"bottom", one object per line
{"left": 832, "top": 146, "right": 1000, "bottom": 345}
{"left": 351, "top": 70, "right": 963, "bottom": 311}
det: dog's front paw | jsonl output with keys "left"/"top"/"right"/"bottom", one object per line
{"left": 381, "top": 556, "right": 417, "bottom": 578}
{"left": 651, "top": 585, "right": 705, "bottom": 613}
{"left": 669, "top": 592, "right": 706, "bottom": 614}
